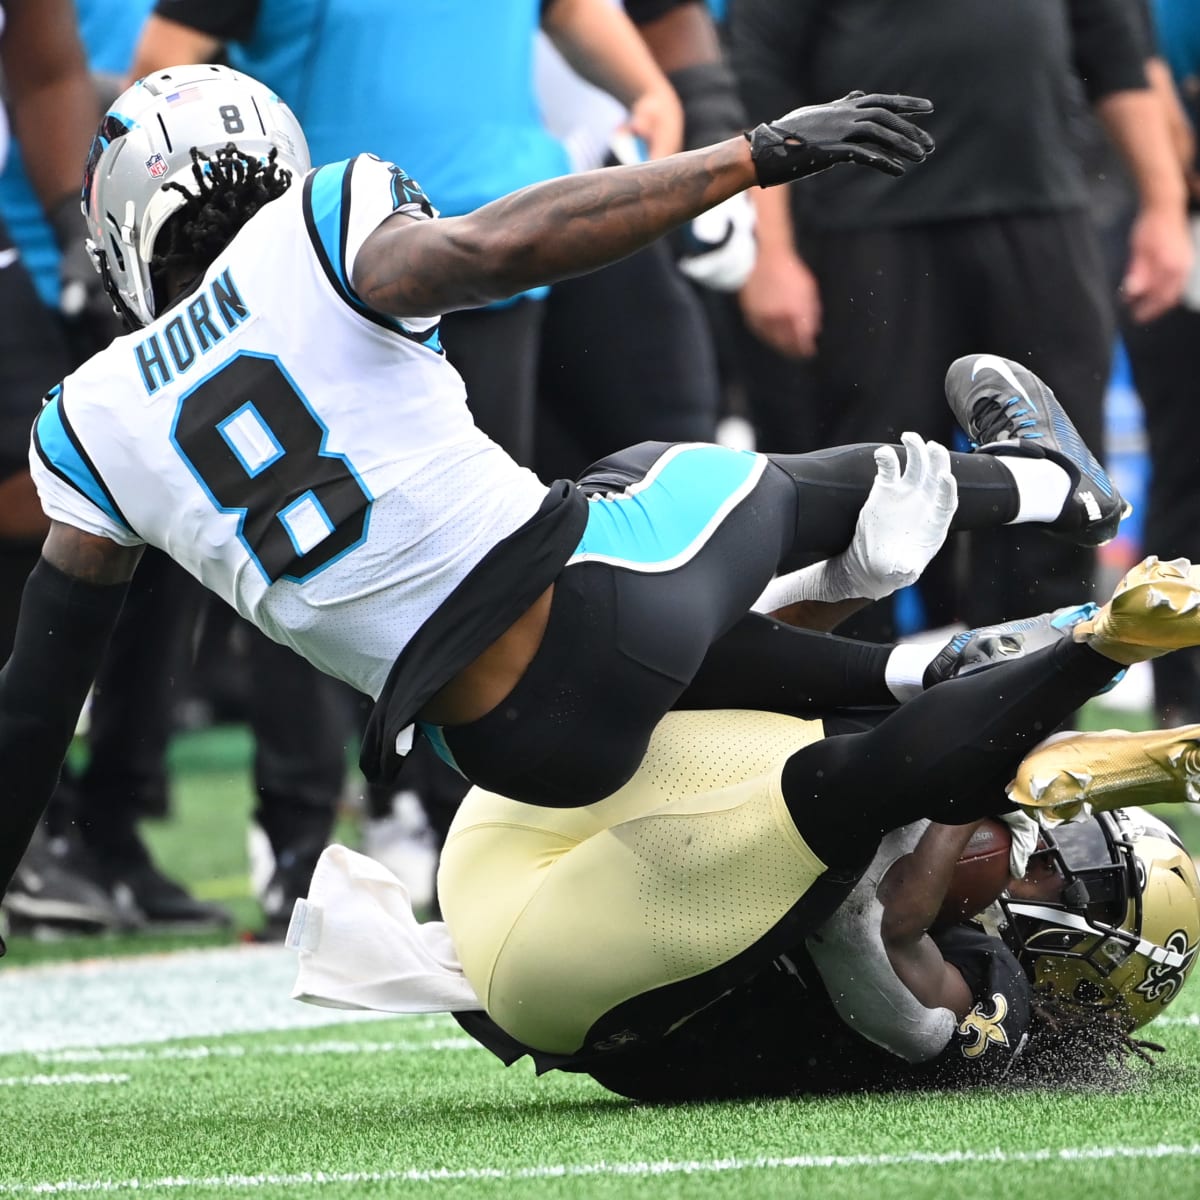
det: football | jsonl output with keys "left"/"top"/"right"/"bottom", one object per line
{"left": 935, "top": 817, "right": 1013, "bottom": 926}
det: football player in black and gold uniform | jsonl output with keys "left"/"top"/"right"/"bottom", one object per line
{"left": 490, "top": 806, "right": 1200, "bottom": 1100}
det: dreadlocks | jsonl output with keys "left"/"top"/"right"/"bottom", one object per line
{"left": 150, "top": 143, "right": 293, "bottom": 308}
{"left": 1002, "top": 993, "right": 1165, "bottom": 1089}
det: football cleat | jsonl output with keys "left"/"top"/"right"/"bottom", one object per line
{"left": 1008, "top": 724, "right": 1200, "bottom": 824}
{"left": 944, "top": 353, "right": 1128, "bottom": 546}
{"left": 923, "top": 603, "right": 1100, "bottom": 688}
{"left": 1072, "top": 555, "right": 1200, "bottom": 665}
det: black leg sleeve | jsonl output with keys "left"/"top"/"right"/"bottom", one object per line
{"left": 783, "top": 637, "right": 1121, "bottom": 865}
{"left": 677, "top": 612, "right": 896, "bottom": 713}
{"left": 766, "top": 446, "right": 1020, "bottom": 572}
{"left": 249, "top": 628, "right": 348, "bottom": 869}
{"left": 0, "top": 558, "right": 128, "bottom": 905}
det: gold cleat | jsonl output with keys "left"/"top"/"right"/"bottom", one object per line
{"left": 1008, "top": 724, "right": 1200, "bottom": 825}
{"left": 1072, "top": 556, "right": 1200, "bottom": 665}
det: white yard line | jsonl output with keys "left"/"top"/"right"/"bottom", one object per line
{"left": 3, "top": 1144, "right": 1200, "bottom": 1194}
{"left": 0, "top": 1073, "right": 128, "bottom": 1087}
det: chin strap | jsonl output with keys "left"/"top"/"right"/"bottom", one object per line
{"left": 95, "top": 247, "right": 145, "bottom": 332}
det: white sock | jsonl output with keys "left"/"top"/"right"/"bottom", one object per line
{"left": 991, "top": 454, "right": 1072, "bottom": 524}
{"left": 885, "top": 642, "right": 943, "bottom": 702}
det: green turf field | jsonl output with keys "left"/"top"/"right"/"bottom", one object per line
{"left": 2, "top": 715, "right": 1200, "bottom": 1198}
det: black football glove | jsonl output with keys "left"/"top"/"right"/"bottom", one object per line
{"left": 745, "top": 91, "right": 934, "bottom": 187}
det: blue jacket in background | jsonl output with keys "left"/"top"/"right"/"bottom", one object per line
{"left": 0, "top": 0, "right": 155, "bottom": 306}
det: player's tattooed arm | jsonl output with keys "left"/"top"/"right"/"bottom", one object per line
{"left": 354, "top": 92, "right": 931, "bottom": 319}
{"left": 41, "top": 521, "right": 143, "bottom": 584}
{"left": 353, "top": 138, "right": 756, "bottom": 318}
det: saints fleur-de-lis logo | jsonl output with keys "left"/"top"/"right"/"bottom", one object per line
{"left": 1135, "top": 930, "right": 1198, "bottom": 1005}
{"left": 958, "top": 993, "right": 1009, "bottom": 1059}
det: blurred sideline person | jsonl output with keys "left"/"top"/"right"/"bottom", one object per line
{"left": 534, "top": 0, "right": 751, "bottom": 481}
{"left": 729, "top": 0, "right": 1192, "bottom": 644}
{"left": 1120, "top": 0, "right": 1200, "bottom": 728}
{"left": 0, "top": 0, "right": 144, "bottom": 935}
{"left": 0, "top": 67, "right": 1158, "bottom": 937}
{"left": 0, "top": 1, "right": 96, "bottom": 666}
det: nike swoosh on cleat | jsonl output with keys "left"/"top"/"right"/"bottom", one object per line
{"left": 970, "top": 354, "right": 1030, "bottom": 402}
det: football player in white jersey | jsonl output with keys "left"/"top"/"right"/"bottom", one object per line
{"left": 0, "top": 63, "right": 1177, "bottom": 931}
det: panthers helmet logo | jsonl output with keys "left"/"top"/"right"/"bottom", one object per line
{"left": 958, "top": 993, "right": 1010, "bottom": 1059}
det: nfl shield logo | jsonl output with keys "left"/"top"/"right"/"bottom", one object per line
{"left": 145, "top": 153, "right": 168, "bottom": 178}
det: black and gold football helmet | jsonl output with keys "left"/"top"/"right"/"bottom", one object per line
{"left": 998, "top": 807, "right": 1200, "bottom": 1030}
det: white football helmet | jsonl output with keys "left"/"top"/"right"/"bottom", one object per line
{"left": 82, "top": 64, "right": 310, "bottom": 327}
{"left": 999, "top": 807, "right": 1200, "bottom": 1030}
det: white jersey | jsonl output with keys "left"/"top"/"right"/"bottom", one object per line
{"left": 29, "top": 153, "right": 550, "bottom": 699}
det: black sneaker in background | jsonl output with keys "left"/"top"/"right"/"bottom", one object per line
{"left": 80, "top": 828, "right": 233, "bottom": 932}
{"left": 256, "top": 849, "right": 322, "bottom": 943}
{"left": 1, "top": 830, "right": 132, "bottom": 937}
{"left": 103, "top": 859, "right": 234, "bottom": 932}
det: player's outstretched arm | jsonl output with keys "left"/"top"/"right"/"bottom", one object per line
{"left": 354, "top": 93, "right": 934, "bottom": 319}
{"left": 0, "top": 524, "right": 141, "bottom": 919}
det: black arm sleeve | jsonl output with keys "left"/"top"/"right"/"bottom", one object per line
{"left": 728, "top": 0, "right": 822, "bottom": 126}
{"left": 152, "top": 0, "right": 260, "bottom": 42}
{"left": 0, "top": 559, "right": 128, "bottom": 906}
{"left": 1068, "top": 0, "right": 1151, "bottom": 102}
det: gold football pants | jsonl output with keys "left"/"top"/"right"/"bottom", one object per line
{"left": 438, "top": 709, "right": 828, "bottom": 1054}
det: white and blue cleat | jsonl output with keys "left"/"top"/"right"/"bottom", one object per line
{"left": 945, "top": 353, "right": 1129, "bottom": 547}
{"left": 922, "top": 602, "right": 1114, "bottom": 689}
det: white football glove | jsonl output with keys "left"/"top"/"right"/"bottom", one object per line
{"left": 753, "top": 431, "right": 958, "bottom": 610}
{"left": 998, "top": 810, "right": 1042, "bottom": 880}
{"left": 676, "top": 193, "right": 757, "bottom": 292}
